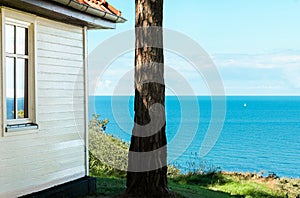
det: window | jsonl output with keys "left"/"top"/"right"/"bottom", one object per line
{"left": 1, "top": 9, "right": 37, "bottom": 134}
{"left": 5, "top": 22, "right": 29, "bottom": 120}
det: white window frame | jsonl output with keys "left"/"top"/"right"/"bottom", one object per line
{"left": 1, "top": 8, "right": 38, "bottom": 136}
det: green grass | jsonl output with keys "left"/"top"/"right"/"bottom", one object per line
{"left": 94, "top": 177, "right": 126, "bottom": 197}
{"left": 89, "top": 176, "right": 237, "bottom": 198}
{"left": 211, "top": 179, "right": 284, "bottom": 198}
{"left": 169, "top": 179, "right": 239, "bottom": 198}
{"left": 88, "top": 173, "right": 289, "bottom": 198}
{"left": 169, "top": 173, "right": 286, "bottom": 198}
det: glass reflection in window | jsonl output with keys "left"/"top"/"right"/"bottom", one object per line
{"left": 5, "top": 24, "right": 15, "bottom": 54}
{"left": 16, "top": 26, "right": 28, "bottom": 55}
{"left": 6, "top": 57, "right": 15, "bottom": 119}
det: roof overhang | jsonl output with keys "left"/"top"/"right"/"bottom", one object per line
{"left": 0, "top": 0, "right": 126, "bottom": 29}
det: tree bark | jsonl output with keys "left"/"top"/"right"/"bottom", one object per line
{"left": 125, "top": 0, "right": 171, "bottom": 197}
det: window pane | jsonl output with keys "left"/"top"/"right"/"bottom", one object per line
{"left": 6, "top": 57, "right": 15, "bottom": 119}
{"left": 5, "top": 24, "right": 15, "bottom": 53}
{"left": 16, "top": 59, "right": 28, "bottom": 119}
{"left": 16, "top": 26, "right": 28, "bottom": 55}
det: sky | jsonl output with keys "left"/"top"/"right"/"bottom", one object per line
{"left": 88, "top": 0, "right": 300, "bottom": 96}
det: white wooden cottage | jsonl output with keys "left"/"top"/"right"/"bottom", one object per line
{"left": 0, "top": 0, "right": 125, "bottom": 197}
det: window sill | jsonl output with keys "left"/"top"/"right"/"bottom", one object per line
{"left": 5, "top": 123, "right": 39, "bottom": 134}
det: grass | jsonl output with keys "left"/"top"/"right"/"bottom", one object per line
{"left": 211, "top": 177, "right": 284, "bottom": 197}
{"left": 169, "top": 179, "right": 238, "bottom": 198}
{"left": 86, "top": 172, "right": 298, "bottom": 198}
{"left": 86, "top": 176, "right": 236, "bottom": 198}
{"left": 94, "top": 177, "right": 126, "bottom": 197}
{"left": 169, "top": 172, "right": 288, "bottom": 198}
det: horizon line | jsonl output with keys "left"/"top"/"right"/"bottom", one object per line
{"left": 88, "top": 94, "right": 300, "bottom": 97}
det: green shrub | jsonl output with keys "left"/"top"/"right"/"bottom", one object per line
{"left": 88, "top": 114, "right": 181, "bottom": 178}
{"left": 89, "top": 114, "right": 128, "bottom": 178}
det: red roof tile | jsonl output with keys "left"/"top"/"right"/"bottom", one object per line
{"left": 77, "top": 0, "right": 122, "bottom": 16}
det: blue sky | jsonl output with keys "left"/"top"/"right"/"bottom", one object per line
{"left": 88, "top": 0, "right": 300, "bottom": 95}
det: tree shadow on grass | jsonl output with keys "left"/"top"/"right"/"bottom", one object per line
{"left": 169, "top": 181, "right": 241, "bottom": 198}
{"left": 89, "top": 175, "right": 285, "bottom": 198}
{"left": 91, "top": 177, "right": 240, "bottom": 198}
{"left": 169, "top": 173, "right": 241, "bottom": 198}
{"left": 171, "top": 172, "right": 231, "bottom": 187}
{"left": 94, "top": 177, "right": 126, "bottom": 197}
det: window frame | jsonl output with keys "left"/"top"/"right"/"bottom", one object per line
{"left": 1, "top": 8, "right": 38, "bottom": 136}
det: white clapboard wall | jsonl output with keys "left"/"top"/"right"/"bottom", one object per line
{"left": 0, "top": 13, "right": 87, "bottom": 198}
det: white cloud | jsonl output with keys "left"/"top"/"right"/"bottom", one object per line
{"left": 89, "top": 49, "right": 300, "bottom": 96}
{"left": 89, "top": 52, "right": 134, "bottom": 96}
{"left": 214, "top": 50, "right": 300, "bottom": 69}
{"left": 282, "top": 63, "right": 300, "bottom": 88}
{"left": 97, "top": 80, "right": 112, "bottom": 88}
{"left": 212, "top": 50, "right": 300, "bottom": 95}
{"left": 6, "top": 88, "right": 14, "bottom": 98}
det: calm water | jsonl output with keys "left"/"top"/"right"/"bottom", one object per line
{"left": 89, "top": 96, "right": 300, "bottom": 178}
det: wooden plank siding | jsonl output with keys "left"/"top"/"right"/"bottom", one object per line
{"left": 0, "top": 9, "right": 2, "bottom": 146}
{"left": 0, "top": 13, "right": 87, "bottom": 197}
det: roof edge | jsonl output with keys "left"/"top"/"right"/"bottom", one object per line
{"left": 52, "top": 0, "right": 126, "bottom": 23}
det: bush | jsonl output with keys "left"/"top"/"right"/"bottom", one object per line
{"left": 88, "top": 114, "right": 182, "bottom": 178}
{"left": 89, "top": 114, "right": 128, "bottom": 178}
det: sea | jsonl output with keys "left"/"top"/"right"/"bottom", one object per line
{"left": 89, "top": 96, "right": 300, "bottom": 178}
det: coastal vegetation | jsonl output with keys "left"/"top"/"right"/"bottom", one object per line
{"left": 88, "top": 115, "right": 300, "bottom": 198}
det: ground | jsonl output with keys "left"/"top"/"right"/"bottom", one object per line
{"left": 84, "top": 172, "right": 300, "bottom": 198}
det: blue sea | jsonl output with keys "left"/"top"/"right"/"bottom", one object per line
{"left": 89, "top": 96, "right": 300, "bottom": 178}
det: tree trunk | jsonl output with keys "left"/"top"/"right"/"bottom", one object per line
{"left": 126, "top": 0, "right": 171, "bottom": 197}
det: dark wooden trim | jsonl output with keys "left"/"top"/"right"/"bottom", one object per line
{"left": 20, "top": 176, "right": 96, "bottom": 198}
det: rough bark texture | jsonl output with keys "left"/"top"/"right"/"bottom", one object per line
{"left": 125, "top": 0, "right": 172, "bottom": 197}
